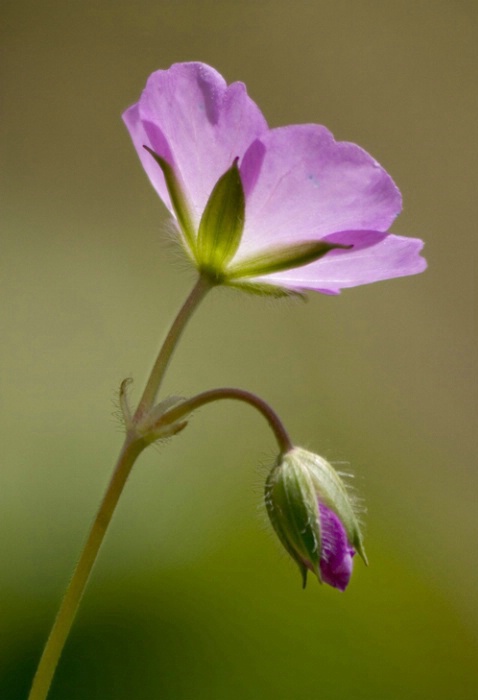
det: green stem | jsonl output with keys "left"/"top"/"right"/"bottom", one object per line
{"left": 28, "top": 275, "right": 212, "bottom": 700}
{"left": 134, "top": 274, "right": 213, "bottom": 418}
{"left": 27, "top": 436, "right": 145, "bottom": 700}
{"left": 161, "top": 387, "right": 293, "bottom": 454}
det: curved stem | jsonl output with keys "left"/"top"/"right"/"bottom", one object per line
{"left": 135, "top": 274, "right": 213, "bottom": 418}
{"left": 161, "top": 387, "right": 293, "bottom": 454}
{"left": 28, "top": 275, "right": 212, "bottom": 700}
{"left": 28, "top": 436, "right": 145, "bottom": 700}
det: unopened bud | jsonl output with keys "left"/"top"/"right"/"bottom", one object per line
{"left": 265, "top": 447, "right": 367, "bottom": 590}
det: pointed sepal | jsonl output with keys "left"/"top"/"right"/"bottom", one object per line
{"left": 265, "top": 452, "right": 322, "bottom": 585}
{"left": 196, "top": 159, "right": 245, "bottom": 279}
{"left": 298, "top": 449, "right": 368, "bottom": 565}
{"left": 136, "top": 396, "right": 189, "bottom": 443}
{"left": 143, "top": 146, "right": 196, "bottom": 253}
{"left": 227, "top": 241, "right": 352, "bottom": 280}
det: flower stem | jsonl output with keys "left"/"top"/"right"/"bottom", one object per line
{"left": 27, "top": 436, "right": 145, "bottom": 700}
{"left": 161, "top": 387, "right": 293, "bottom": 454}
{"left": 28, "top": 275, "right": 212, "bottom": 700}
{"left": 134, "top": 274, "right": 213, "bottom": 418}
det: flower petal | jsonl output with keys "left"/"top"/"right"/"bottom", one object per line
{"left": 249, "top": 230, "right": 427, "bottom": 294}
{"left": 123, "top": 62, "right": 268, "bottom": 228}
{"left": 318, "top": 504, "right": 355, "bottom": 591}
{"left": 123, "top": 103, "right": 174, "bottom": 211}
{"left": 236, "top": 124, "right": 402, "bottom": 261}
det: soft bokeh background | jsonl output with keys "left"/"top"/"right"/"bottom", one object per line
{"left": 2, "top": 1, "right": 477, "bottom": 698}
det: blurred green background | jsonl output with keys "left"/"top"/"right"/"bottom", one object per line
{"left": 2, "top": 1, "right": 477, "bottom": 698}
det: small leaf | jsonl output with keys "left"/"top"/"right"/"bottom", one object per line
{"left": 143, "top": 146, "right": 196, "bottom": 252}
{"left": 119, "top": 378, "right": 133, "bottom": 428}
{"left": 196, "top": 160, "right": 245, "bottom": 276}
{"left": 227, "top": 240, "right": 352, "bottom": 279}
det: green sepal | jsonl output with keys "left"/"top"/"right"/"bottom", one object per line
{"left": 295, "top": 448, "right": 368, "bottom": 565}
{"left": 136, "top": 395, "right": 189, "bottom": 444}
{"left": 226, "top": 240, "right": 352, "bottom": 280}
{"left": 196, "top": 159, "right": 245, "bottom": 277}
{"left": 119, "top": 377, "right": 134, "bottom": 429}
{"left": 228, "top": 280, "right": 306, "bottom": 300}
{"left": 143, "top": 146, "right": 196, "bottom": 253}
{"left": 265, "top": 454, "right": 322, "bottom": 587}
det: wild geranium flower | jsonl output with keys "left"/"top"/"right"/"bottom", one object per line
{"left": 123, "top": 62, "right": 426, "bottom": 295}
{"left": 265, "top": 448, "right": 366, "bottom": 590}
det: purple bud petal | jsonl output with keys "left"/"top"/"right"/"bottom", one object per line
{"left": 318, "top": 503, "right": 356, "bottom": 591}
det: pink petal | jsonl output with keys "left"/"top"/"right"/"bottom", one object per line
{"left": 250, "top": 230, "right": 426, "bottom": 294}
{"left": 236, "top": 124, "right": 402, "bottom": 261}
{"left": 123, "top": 103, "right": 175, "bottom": 212}
{"left": 123, "top": 62, "right": 268, "bottom": 227}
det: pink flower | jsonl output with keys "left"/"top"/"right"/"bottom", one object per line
{"left": 124, "top": 62, "right": 426, "bottom": 295}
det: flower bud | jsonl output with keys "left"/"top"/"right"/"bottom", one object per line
{"left": 265, "top": 447, "right": 367, "bottom": 590}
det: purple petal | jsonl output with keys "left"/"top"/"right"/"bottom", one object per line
{"left": 318, "top": 503, "right": 355, "bottom": 591}
{"left": 251, "top": 230, "right": 426, "bottom": 294}
{"left": 236, "top": 124, "right": 402, "bottom": 262}
{"left": 123, "top": 62, "right": 268, "bottom": 227}
{"left": 123, "top": 102, "right": 176, "bottom": 214}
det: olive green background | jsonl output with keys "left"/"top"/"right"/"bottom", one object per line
{"left": 2, "top": 1, "right": 477, "bottom": 698}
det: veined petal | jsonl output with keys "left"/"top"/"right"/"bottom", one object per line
{"left": 236, "top": 124, "right": 402, "bottom": 262}
{"left": 124, "top": 62, "right": 268, "bottom": 229}
{"left": 249, "top": 231, "right": 426, "bottom": 294}
{"left": 123, "top": 104, "right": 174, "bottom": 212}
